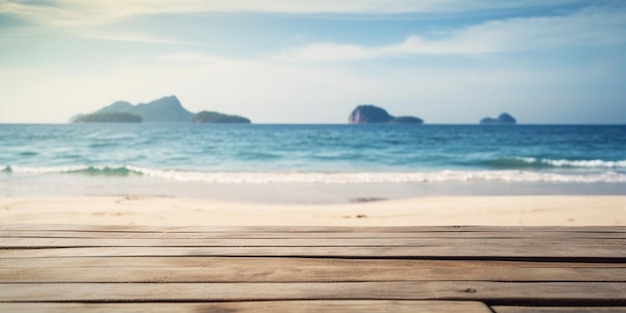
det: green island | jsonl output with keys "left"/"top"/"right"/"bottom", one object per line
{"left": 72, "top": 96, "right": 252, "bottom": 124}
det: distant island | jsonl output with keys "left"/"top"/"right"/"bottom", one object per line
{"left": 193, "top": 111, "right": 251, "bottom": 124}
{"left": 71, "top": 96, "right": 251, "bottom": 124}
{"left": 348, "top": 104, "right": 423, "bottom": 124}
{"left": 480, "top": 113, "right": 517, "bottom": 125}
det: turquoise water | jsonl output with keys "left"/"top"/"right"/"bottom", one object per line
{"left": 1, "top": 124, "right": 625, "bottom": 201}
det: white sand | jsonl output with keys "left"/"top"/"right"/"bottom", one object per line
{"left": 1, "top": 196, "right": 625, "bottom": 226}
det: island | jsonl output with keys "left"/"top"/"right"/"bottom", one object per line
{"left": 192, "top": 111, "right": 251, "bottom": 124}
{"left": 71, "top": 95, "right": 251, "bottom": 124}
{"left": 480, "top": 113, "right": 517, "bottom": 125}
{"left": 348, "top": 104, "right": 423, "bottom": 124}
{"left": 73, "top": 112, "right": 142, "bottom": 123}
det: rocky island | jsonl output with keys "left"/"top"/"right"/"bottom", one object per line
{"left": 71, "top": 96, "right": 251, "bottom": 124}
{"left": 80, "top": 96, "right": 194, "bottom": 123}
{"left": 480, "top": 113, "right": 517, "bottom": 125}
{"left": 348, "top": 104, "right": 423, "bottom": 124}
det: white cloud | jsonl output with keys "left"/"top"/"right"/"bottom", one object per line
{"left": 3, "top": 0, "right": 621, "bottom": 49}
{"left": 275, "top": 5, "right": 626, "bottom": 61}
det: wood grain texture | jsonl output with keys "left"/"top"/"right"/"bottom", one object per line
{"left": 2, "top": 257, "right": 624, "bottom": 268}
{"left": 2, "top": 230, "right": 624, "bottom": 239}
{"left": 1, "top": 224, "right": 625, "bottom": 312}
{"left": 2, "top": 245, "right": 624, "bottom": 260}
{"left": 2, "top": 237, "right": 625, "bottom": 248}
{"left": 1, "top": 282, "right": 625, "bottom": 305}
{"left": 0, "top": 301, "right": 492, "bottom": 313}
{"left": 1, "top": 264, "right": 624, "bottom": 283}
{"left": 3, "top": 224, "right": 625, "bottom": 232}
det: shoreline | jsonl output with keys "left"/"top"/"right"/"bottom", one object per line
{"left": 1, "top": 195, "right": 625, "bottom": 226}
{"left": 3, "top": 173, "right": 626, "bottom": 204}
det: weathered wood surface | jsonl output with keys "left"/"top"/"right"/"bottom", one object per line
{"left": 0, "top": 301, "right": 493, "bottom": 313}
{"left": 4, "top": 237, "right": 626, "bottom": 248}
{"left": 2, "top": 257, "right": 623, "bottom": 268}
{"left": 1, "top": 260, "right": 624, "bottom": 283}
{"left": 2, "top": 230, "right": 625, "bottom": 239}
{"left": 3, "top": 224, "right": 626, "bottom": 232}
{"left": 1, "top": 282, "right": 625, "bottom": 304}
{"left": 3, "top": 245, "right": 625, "bottom": 261}
{"left": 0, "top": 224, "right": 625, "bottom": 313}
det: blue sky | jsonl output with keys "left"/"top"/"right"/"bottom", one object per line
{"left": 1, "top": 0, "right": 625, "bottom": 123}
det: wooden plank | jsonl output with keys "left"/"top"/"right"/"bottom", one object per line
{"left": 2, "top": 230, "right": 623, "bottom": 239}
{"left": 3, "top": 224, "right": 625, "bottom": 233}
{"left": 492, "top": 307, "right": 626, "bottom": 313}
{"left": 0, "top": 225, "right": 624, "bottom": 311}
{"left": 1, "top": 265, "right": 623, "bottom": 283}
{"left": 0, "top": 224, "right": 467, "bottom": 232}
{"left": 2, "top": 246, "right": 625, "bottom": 260}
{"left": 1, "top": 282, "right": 624, "bottom": 305}
{"left": 0, "top": 301, "right": 492, "bottom": 313}
{"left": 2, "top": 237, "right": 624, "bottom": 249}
{"left": 3, "top": 257, "right": 624, "bottom": 269}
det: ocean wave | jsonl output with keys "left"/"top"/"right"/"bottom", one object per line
{"left": 2, "top": 165, "right": 626, "bottom": 183}
{"left": 133, "top": 169, "right": 626, "bottom": 183}
{"left": 2, "top": 165, "right": 141, "bottom": 176}
{"left": 488, "top": 157, "right": 626, "bottom": 169}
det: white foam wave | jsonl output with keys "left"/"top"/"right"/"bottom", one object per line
{"left": 6, "top": 165, "right": 89, "bottom": 174}
{"left": 517, "top": 157, "right": 626, "bottom": 168}
{"left": 3, "top": 165, "right": 626, "bottom": 184}
{"left": 128, "top": 166, "right": 626, "bottom": 184}
{"left": 4, "top": 165, "right": 138, "bottom": 175}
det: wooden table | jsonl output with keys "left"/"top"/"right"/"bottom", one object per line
{"left": 1, "top": 225, "right": 625, "bottom": 312}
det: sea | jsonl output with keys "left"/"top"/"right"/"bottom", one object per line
{"left": 1, "top": 124, "right": 625, "bottom": 203}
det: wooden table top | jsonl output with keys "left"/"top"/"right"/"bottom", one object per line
{"left": 1, "top": 224, "right": 625, "bottom": 312}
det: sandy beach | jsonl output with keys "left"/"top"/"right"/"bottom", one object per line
{"left": 1, "top": 196, "right": 625, "bottom": 226}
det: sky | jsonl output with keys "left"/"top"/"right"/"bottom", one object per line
{"left": 1, "top": 0, "right": 625, "bottom": 124}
